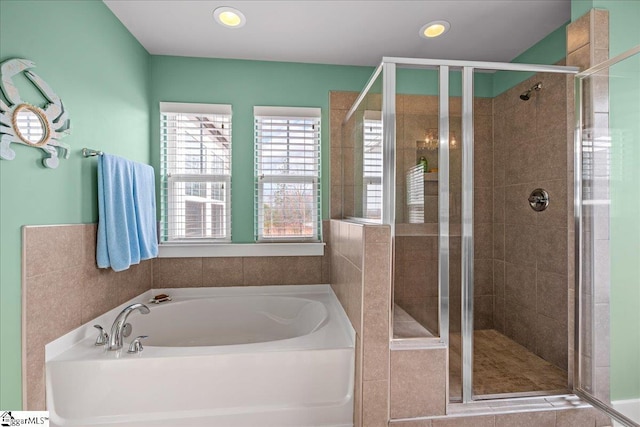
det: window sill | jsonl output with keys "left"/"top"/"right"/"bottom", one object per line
{"left": 158, "top": 242, "right": 325, "bottom": 258}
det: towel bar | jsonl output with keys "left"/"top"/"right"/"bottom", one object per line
{"left": 82, "top": 148, "right": 103, "bottom": 157}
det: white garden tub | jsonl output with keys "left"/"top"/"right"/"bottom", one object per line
{"left": 45, "top": 285, "right": 355, "bottom": 427}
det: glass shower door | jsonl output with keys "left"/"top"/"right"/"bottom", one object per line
{"left": 575, "top": 46, "right": 640, "bottom": 427}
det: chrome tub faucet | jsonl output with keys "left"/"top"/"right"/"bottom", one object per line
{"left": 108, "top": 303, "right": 150, "bottom": 351}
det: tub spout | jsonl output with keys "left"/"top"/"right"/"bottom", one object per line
{"left": 108, "top": 303, "right": 150, "bottom": 351}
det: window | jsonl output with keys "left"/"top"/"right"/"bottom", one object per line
{"left": 406, "top": 164, "right": 425, "bottom": 223}
{"left": 160, "top": 102, "right": 232, "bottom": 242}
{"left": 254, "top": 106, "right": 321, "bottom": 242}
{"left": 363, "top": 111, "right": 383, "bottom": 220}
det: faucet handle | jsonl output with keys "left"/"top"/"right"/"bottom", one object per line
{"left": 127, "top": 335, "right": 148, "bottom": 354}
{"left": 93, "top": 325, "right": 108, "bottom": 346}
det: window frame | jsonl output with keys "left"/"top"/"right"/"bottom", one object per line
{"left": 160, "top": 102, "right": 232, "bottom": 244}
{"left": 254, "top": 106, "right": 322, "bottom": 243}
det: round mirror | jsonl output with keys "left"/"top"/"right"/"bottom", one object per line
{"left": 12, "top": 104, "right": 50, "bottom": 147}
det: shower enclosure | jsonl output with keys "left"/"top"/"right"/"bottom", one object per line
{"left": 341, "top": 47, "right": 640, "bottom": 426}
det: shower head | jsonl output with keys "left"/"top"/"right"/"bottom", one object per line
{"left": 519, "top": 82, "right": 543, "bottom": 101}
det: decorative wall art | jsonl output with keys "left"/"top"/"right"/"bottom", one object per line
{"left": 0, "top": 58, "right": 71, "bottom": 168}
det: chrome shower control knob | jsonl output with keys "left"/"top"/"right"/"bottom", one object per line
{"left": 128, "top": 335, "right": 148, "bottom": 354}
{"left": 528, "top": 188, "right": 549, "bottom": 212}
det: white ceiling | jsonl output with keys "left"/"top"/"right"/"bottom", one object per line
{"left": 104, "top": 0, "right": 571, "bottom": 67}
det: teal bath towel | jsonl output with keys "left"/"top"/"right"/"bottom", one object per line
{"left": 96, "top": 154, "right": 158, "bottom": 272}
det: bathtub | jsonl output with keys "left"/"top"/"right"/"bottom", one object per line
{"left": 45, "top": 285, "right": 355, "bottom": 427}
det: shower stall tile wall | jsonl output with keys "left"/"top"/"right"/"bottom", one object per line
{"left": 493, "top": 69, "right": 570, "bottom": 371}
{"left": 22, "top": 224, "right": 152, "bottom": 410}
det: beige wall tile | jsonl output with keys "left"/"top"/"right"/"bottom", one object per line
{"left": 535, "top": 314, "right": 569, "bottom": 370}
{"left": 495, "top": 411, "right": 555, "bottom": 427}
{"left": 362, "top": 380, "right": 389, "bottom": 427}
{"left": 362, "top": 337, "right": 389, "bottom": 381}
{"left": 536, "top": 226, "right": 568, "bottom": 275}
{"left": 504, "top": 224, "right": 537, "bottom": 268}
{"left": 505, "top": 303, "right": 537, "bottom": 352}
{"left": 537, "top": 270, "right": 568, "bottom": 324}
{"left": 24, "top": 266, "right": 84, "bottom": 410}
{"left": 592, "top": 9, "right": 609, "bottom": 50}
{"left": 202, "top": 257, "right": 244, "bottom": 286}
{"left": 390, "top": 420, "right": 432, "bottom": 427}
{"left": 364, "top": 225, "right": 390, "bottom": 244}
{"left": 474, "top": 223, "right": 493, "bottom": 259}
{"left": 25, "top": 343, "right": 45, "bottom": 411}
{"left": 82, "top": 224, "right": 99, "bottom": 267}
{"left": 556, "top": 408, "right": 597, "bottom": 427}
{"left": 432, "top": 415, "right": 494, "bottom": 427}
{"left": 80, "top": 266, "right": 117, "bottom": 323}
{"left": 330, "top": 91, "right": 359, "bottom": 111}
{"left": 23, "top": 223, "right": 154, "bottom": 409}
{"left": 567, "top": 44, "right": 591, "bottom": 71}
{"left": 24, "top": 225, "right": 84, "bottom": 278}
{"left": 243, "top": 256, "right": 322, "bottom": 285}
{"left": 25, "top": 270, "right": 84, "bottom": 348}
{"left": 474, "top": 186, "right": 493, "bottom": 224}
{"left": 152, "top": 257, "right": 203, "bottom": 287}
{"left": 390, "top": 348, "right": 446, "bottom": 418}
{"left": 345, "top": 223, "right": 364, "bottom": 268}
{"left": 117, "top": 261, "right": 152, "bottom": 303}
{"left": 567, "top": 12, "right": 590, "bottom": 54}
{"left": 403, "top": 95, "right": 439, "bottom": 115}
{"left": 331, "top": 184, "right": 343, "bottom": 218}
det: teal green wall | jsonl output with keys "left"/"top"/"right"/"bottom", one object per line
{"left": 593, "top": 0, "right": 640, "bottom": 57}
{"left": 0, "top": 0, "right": 150, "bottom": 408}
{"left": 572, "top": 0, "right": 594, "bottom": 20}
{"left": 150, "top": 56, "right": 372, "bottom": 242}
{"left": 492, "top": 23, "right": 569, "bottom": 97}
{"left": 396, "top": 69, "right": 493, "bottom": 98}
{"left": 608, "top": 52, "right": 640, "bottom": 402}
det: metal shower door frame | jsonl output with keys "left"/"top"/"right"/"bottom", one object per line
{"left": 380, "top": 57, "right": 578, "bottom": 404}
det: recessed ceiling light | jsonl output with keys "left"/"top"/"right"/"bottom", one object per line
{"left": 420, "top": 20, "right": 450, "bottom": 39}
{"left": 213, "top": 6, "right": 246, "bottom": 29}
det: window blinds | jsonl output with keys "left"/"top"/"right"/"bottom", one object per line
{"left": 160, "top": 102, "right": 232, "bottom": 242}
{"left": 363, "top": 111, "right": 383, "bottom": 220}
{"left": 254, "top": 106, "right": 321, "bottom": 241}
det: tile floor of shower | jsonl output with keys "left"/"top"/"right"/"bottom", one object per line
{"left": 394, "top": 305, "right": 568, "bottom": 399}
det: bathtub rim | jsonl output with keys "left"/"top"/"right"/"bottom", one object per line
{"left": 46, "top": 284, "right": 355, "bottom": 362}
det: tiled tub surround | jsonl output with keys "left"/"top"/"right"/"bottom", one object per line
{"left": 22, "top": 224, "right": 153, "bottom": 410}
{"left": 22, "top": 222, "right": 332, "bottom": 411}
{"left": 330, "top": 220, "right": 391, "bottom": 427}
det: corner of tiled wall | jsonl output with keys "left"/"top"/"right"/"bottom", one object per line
{"left": 329, "top": 219, "right": 392, "bottom": 427}
{"left": 22, "top": 224, "right": 152, "bottom": 410}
